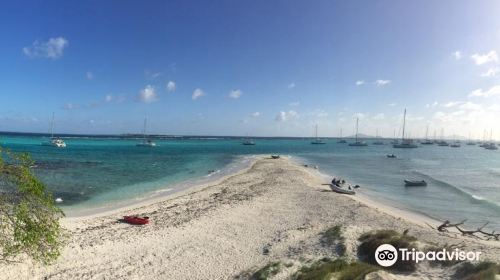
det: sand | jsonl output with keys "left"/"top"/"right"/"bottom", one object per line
{"left": 2, "top": 156, "right": 499, "bottom": 280}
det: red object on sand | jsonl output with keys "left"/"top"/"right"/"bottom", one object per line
{"left": 123, "top": 216, "right": 149, "bottom": 225}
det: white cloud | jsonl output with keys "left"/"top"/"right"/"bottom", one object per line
{"left": 372, "top": 113, "right": 385, "bottom": 120}
{"left": 451, "top": 51, "right": 462, "bottom": 60}
{"left": 63, "top": 103, "right": 75, "bottom": 110}
{"left": 167, "top": 81, "right": 176, "bottom": 92}
{"left": 105, "top": 94, "right": 113, "bottom": 102}
{"left": 459, "top": 102, "right": 482, "bottom": 111}
{"left": 288, "top": 82, "right": 296, "bottom": 89}
{"left": 275, "top": 110, "right": 298, "bottom": 122}
{"left": 470, "top": 51, "right": 498, "bottom": 65}
{"left": 192, "top": 88, "right": 205, "bottom": 100}
{"left": 138, "top": 85, "right": 157, "bottom": 103}
{"left": 426, "top": 101, "right": 439, "bottom": 108}
{"left": 469, "top": 85, "right": 500, "bottom": 98}
{"left": 229, "top": 89, "right": 242, "bottom": 99}
{"left": 443, "top": 101, "right": 462, "bottom": 108}
{"left": 388, "top": 103, "right": 397, "bottom": 107}
{"left": 23, "top": 37, "right": 68, "bottom": 59}
{"left": 375, "top": 79, "right": 391, "bottom": 87}
{"left": 86, "top": 71, "right": 93, "bottom": 80}
{"left": 251, "top": 112, "right": 261, "bottom": 117}
{"left": 481, "top": 67, "right": 499, "bottom": 77}
{"left": 355, "top": 80, "right": 365, "bottom": 86}
{"left": 289, "top": 101, "right": 300, "bottom": 107}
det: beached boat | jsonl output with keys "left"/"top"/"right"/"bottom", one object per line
{"left": 311, "top": 124, "right": 326, "bottom": 144}
{"left": 404, "top": 180, "right": 427, "bottom": 187}
{"left": 136, "top": 118, "right": 157, "bottom": 147}
{"left": 349, "top": 118, "right": 368, "bottom": 146}
{"left": 41, "top": 113, "right": 67, "bottom": 148}
{"left": 123, "top": 216, "right": 149, "bottom": 225}
{"left": 271, "top": 155, "right": 280, "bottom": 159}
{"left": 393, "top": 109, "right": 417, "bottom": 148}
{"left": 329, "top": 184, "right": 355, "bottom": 195}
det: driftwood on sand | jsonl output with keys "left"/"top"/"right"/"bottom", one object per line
{"left": 437, "top": 220, "right": 500, "bottom": 241}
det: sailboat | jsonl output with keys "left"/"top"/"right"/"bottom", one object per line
{"left": 136, "top": 118, "right": 157, "bottom": 147}
{"left": 311, "top": 124, "right": 326, "bottom": 144}
{"left": 390, "top": 129, "right": 399, "bottom": 145}
{"left": 437, "top": 128, "right": 449, "bottom": 146}
{"left": 393, "top": 109, "right": 417, "bottom": 148}
{"left": 466, "top": 133, "right": 476, "bottom": 145}
{"left": 484, "top": 129, "right": 498, "bottom": 150}
{"left": 337, "top": 128, "right": 347, "bottom": 143}
{"left": 242, "top": 133, "right": 256, "bottom": 145}
{"left": 41, "top": 113, "right": 66, "bottom": 148}
{"left": 421, "top": 125, "right": 433, "bottom": 145}
{"left": 372, "top": 129, "right": 384, "bottom": 145}
{"left": 349, "top": 118, "right": 367, "bottom": 146}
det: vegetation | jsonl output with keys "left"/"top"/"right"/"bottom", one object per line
{"left": 0, "top": 147, "right": 64, "bottom": 264}
{"left": 295, "top": 258, "right": 378, "bottom": 280}
{"left": 321, "top": 225, "right": 346, "bottom": 256}
{"left": 454, "top": 261, "right": 500, "bottom": 280}
{"left": 251, "top": 262, "right": 282, "bottom": 280}
{"left": 358, "top": 229, "right": 418, "bottom": 272}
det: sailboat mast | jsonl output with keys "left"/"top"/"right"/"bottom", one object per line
{"left": 355, "top": 118, "right": 359, "bottom": 142}
{"left": 143, "top": 118, "right": 147, "bottom": 139}
{"left": 401, "top": 109, "right": 406, "bottom": 141}
{"left": 50, "top": 112, "right": 55, "bottom": 138}
{"left": 315, "top": 124, "right": 318, "bottom": 139}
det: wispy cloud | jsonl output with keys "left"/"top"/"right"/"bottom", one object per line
{"left": 470, "top": 50, "right": 498, "bottom": 65}
{"left": 374, "top": 79, "right": 391, "bottom": 87}
{"left": 86, "top": 71, "right": 94, "bottom": 80}
{"left": 275, "top": 110, "right": 298, "bottom": 122}
{"left": 137, "top": 85, "right": 157, "bottom": 103}
{"left": 251, "top": 112, "right": 261, "bottom": 117}
{"left": 229, "top": 89, "right": 242, "bottom": 99}
{"left": 23, "top": 37, "right": 68, "bottom": 59}
{"left": 443, "top": 101, "right": 462, "bottom": 108}
{"left": 372, "top": 113, "right": 385, "bottom": 120}
{"left": 288, "top": 82, "right": 296, "bottom": 89}
{"left": 451, "top": 51, "right": 462, "bottom": 60}
{"left": 144, "top": 70, "right": 162, "bottom": 80}
{"left": 192, "top": 88, "right": 205, "bottom": 100}
{"left": 355, "top": 80, "right": 365, "bottom": 86}
{"left": 469, "top": 85, "right": 500, "bottom": 98}
{"left": 289, "top": 101, "right": 300, "bottom": 107}
{"left": 481, "top": 67, "right": 499, "bottom": 78}
{"left": 388, "top": 103, "right": 397, "bottom": 107}
{"left": 167, "top": 81, "right": 176, "bottom": 92}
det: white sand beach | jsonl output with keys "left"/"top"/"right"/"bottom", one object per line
{"left": 2, "top": 156, "right": 499, "bottom": 280}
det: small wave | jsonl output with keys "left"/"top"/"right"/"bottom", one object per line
{"left": 472, "top": 195, "right": 485, "bottom": 201}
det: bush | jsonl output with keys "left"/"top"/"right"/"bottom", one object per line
{"left": 295, "top": 258, "right": 378, "bottom": 280}
{"left": 0, "top": 148, "right": 64, "bottom": 264}
{"left": 321, "top": 225, "right": 346, "bottom": 256}
{"left": 454, "top": 261, "right": 500, "bottom": 280}
{"left": 251, "top": 262, "right": 282, "bottom": 280}
{"left": 358, "top": 229, "right": 418, "bottom": 272}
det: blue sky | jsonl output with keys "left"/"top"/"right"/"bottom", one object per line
{"left": 1, "top": 0, "right": 500, "bottom": 138}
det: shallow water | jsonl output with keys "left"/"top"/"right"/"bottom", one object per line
{"left": 1, "top": 134, "right": 499, "bottom": 229}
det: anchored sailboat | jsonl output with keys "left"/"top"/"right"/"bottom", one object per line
{"left": 136, "top": 118, "right": 157, "bottom": 147}
{"left": 311, "top": 124, "right": 326, "bottom": 144}
{"left": 337, "top": 128, "right": 347, "bottom": 143}
{"left": 349, "top": 118, "right": 367, "bottom": 146}
{"left": 421, "top": 125, "right": 433, "bottom": 145}
{"left": 41, "top": 113, "right": 66, "bottom": 148}
{"left": 372, "top": 129, "right": 384, "bottom": 145}
{"left": 393, "top": 109, "right": 417, "bottom": 148}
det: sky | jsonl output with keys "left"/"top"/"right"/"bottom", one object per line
{"left": 1, "top": 0, "right": 500, "bottom": 138}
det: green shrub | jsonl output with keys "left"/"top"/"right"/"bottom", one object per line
{"left": 454, "top": 261, "right": 500, "bottom": 280}
{"left": 295, "top": 258, "right": 378, "bottom": 280}
{"left": 251, "top": 262, "right": 282, "bottom": 280}
{"left": 321, "top": 225, "right": 346, "bottom": 256}
{"left": 358, "top": 229, "right": 417, "bottom": 272}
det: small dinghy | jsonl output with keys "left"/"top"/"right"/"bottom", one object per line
{"left": 271, "top": 155, "right": 280, "bottom": 159}
{"left": 404, "top": 180, "right": 427, "bottom": 187}
{"left": 329, "top": 184, "right": 355, "bottom": 195}
{"left": 387, "top": 154, "right": 397, "bottom": 158}
{"left": 123, "top": 216, "right": 149, "bottom": 225}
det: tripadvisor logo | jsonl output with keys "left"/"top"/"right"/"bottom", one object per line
{"left": 375, "top": 244, "right": 482, "bottom": 267}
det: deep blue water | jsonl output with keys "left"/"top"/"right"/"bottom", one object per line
{"left": 1, "top": 134, "right": 499, "bottom": 229}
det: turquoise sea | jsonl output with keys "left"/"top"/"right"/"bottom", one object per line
{"left": 1, "top": 133, "right": 499, "bottom": 229}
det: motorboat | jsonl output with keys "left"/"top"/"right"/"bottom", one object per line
{"left": 404, "top": 180, "right": 427, "bottom": 187}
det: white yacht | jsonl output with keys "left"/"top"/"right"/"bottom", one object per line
{"left": 393, "top": 109, "right": 417, "bottom": 148}
{"left": 41, "top": 113, "right": 66, "bottom": 148}
{"left": 136, "top": 118, "right": 157, "bottom": 147}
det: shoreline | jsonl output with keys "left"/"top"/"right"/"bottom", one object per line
{"left": 4, "top": 156, "right": 499, "bottom": 279}
{"left": 63, "top": 154, "right": 261, "bottom": 218}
